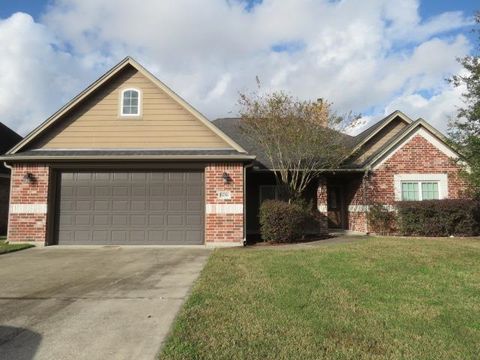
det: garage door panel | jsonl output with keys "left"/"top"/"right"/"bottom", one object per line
{"left": 149, "top": 200, "right": 165, "bottom": 211}
{"left": 75, "top": 215, "right": 91, "bottom": 226}
{"left": 57, "top": 171, "right": 204, "bottom": 245}
{"left": 112, "top": 200, "right": 129, "bottom": 211}
{"left": 131, "top": 215, "right": 147, "bottom": 226}
{"left": 149, "top": 215, "right": 164, "bottom": 225}
{"left": 131, "top": 200, "right": 146, "bottom": 211}
{"left": 93, "top": 215, "right": 109, "bottom": 225}
{"left": 186, "top": 215, "right": 202, "bottom": 226}
{"left": 94, "top": 200, "right": 109, "bottom": 211}
{"left": 95, "top": 186, "right": 111, "bottom": 197}
{"left": 76, "top": 200, "right": 92, "bottom": 211}
{"left": 187, "top": 200, "right": 202, "bottom": 211}
{"left": 111, "top": 231, "right": 127, "bottom": 242}
{"left": 74, "top": 231, "right": 91, "bottom": 242}
{"left": 167, "top": 200, "right": 184, "bottom": 211}
{"left": 113, "top": 186, "right": 129, "bottom": 196}
{"left": 61, "top": 186, "right": 74, "bottom": 197}
{"left": 150, "top": 185, "right": 165, "bottom": 196}
{"left": 112, "top": 215, "right": 129, "bottom": 226}
{"left": 92, "top": 230, "right": 108, "bottom": 242}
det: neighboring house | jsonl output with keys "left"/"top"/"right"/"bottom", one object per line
{"left": 0, "top": 57, "right": 467, "bottom": 246}
{"left": 0, "top": 123, "right": 23, "bottom": 235}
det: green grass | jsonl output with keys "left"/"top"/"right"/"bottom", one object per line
{"left": 0, "top": 238, "right": 34, "bottom": 254}
{"left": 160, "top": 237, "right": 480, "bottom": 360}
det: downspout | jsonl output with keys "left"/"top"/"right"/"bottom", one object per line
{"left": 243, "top": 162, "right": 254, "bottom": 246}
{"left": 4, "top": 162, "right": 13, "bottom": 242}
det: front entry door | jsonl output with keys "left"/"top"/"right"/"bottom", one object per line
{"left": 327, "top": 185, "right": 345, "bottom": 229}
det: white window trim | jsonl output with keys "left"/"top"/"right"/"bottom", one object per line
{"left": 394, "top": 174, "right": 448, "bottom": 201}
{"left": 120, "top": 88, "right": 142, "bottom": 117}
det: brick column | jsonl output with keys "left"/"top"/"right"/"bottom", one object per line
{"left": 316, "top": 177, "right": 328, "bottom": 234}
{"left": 8, "top": 164, "right": 50, "bottom": 243}
{"left": 205, "top": 163, "right": 244, "bottom": 244}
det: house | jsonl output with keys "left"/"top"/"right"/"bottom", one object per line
{"left": 0, "top": 123, "right": 23, "bottom": 235}
{"left": 215, "top": 112, "right": 466, "bottom": 236}
{"left": 1, "top": 57, "right": 467, "bottom": 246}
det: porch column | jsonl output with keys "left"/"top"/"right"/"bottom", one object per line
{"left": 316, "top": 177, "right": 328, "bottom": 234}
{"left": 205, "top": 163, "right": 244, "bottom": 245}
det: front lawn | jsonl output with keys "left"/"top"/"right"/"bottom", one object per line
{"left": 0, "top": 238, "right": 34, "bottom": 254}
{"left": 161, "top": 237, "right": 480, "bottom": 359}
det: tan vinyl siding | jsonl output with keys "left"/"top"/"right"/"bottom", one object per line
{"left": 36, "top": 65, "right": 231, "bottom": 149}
{"left": 354, "top": 118, "right": 408, "bottom": 165}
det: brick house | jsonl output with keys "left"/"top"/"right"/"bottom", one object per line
{"left": 1, "top": 57, "right": 467, "bottom": 246}
{"left": 0, "top": 123, "right": 22, "bottom": 235}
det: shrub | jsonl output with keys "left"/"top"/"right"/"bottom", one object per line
{"left": 259, "top": 200, "right": 309, "bottom": 243}
{"left": 367, "top": 203, "right": 396, "bottom": 235}
{"left": 396, "top": 199, "right": 480, "bottom": 237}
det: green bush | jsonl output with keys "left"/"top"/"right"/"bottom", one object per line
{"left": 259, "top": 200, "right": 309, "bottom": 243}
{"left": 396, "top": 199, "right": 480, "bottom": 237}
{"left": 367, "top": 203, "right": 396, "bottom": 235}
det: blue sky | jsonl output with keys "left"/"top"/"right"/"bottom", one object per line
{"left": 0, "top": 0, "right": 477, "bottom": 135}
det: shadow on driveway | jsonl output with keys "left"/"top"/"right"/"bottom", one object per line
{"left": 0, "top": 326, "right": 42, "bottom": 360}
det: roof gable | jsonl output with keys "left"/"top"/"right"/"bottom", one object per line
{"left": 352, "top": 110, "right": 413, "bottom": 150}
{"left": 9, "top": 57, "right": 246, "bottom": 154}
{"left": 369, "top": 119, "right": 461, "bottom": 169}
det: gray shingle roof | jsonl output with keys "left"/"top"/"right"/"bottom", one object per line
{"left": 213, "top": 117, "right": 358, "bottom": 169}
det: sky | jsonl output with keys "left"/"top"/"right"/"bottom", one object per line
{"left": 0, "top": 0, "right": 478, "bottom": 136}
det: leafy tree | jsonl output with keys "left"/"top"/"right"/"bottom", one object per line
{"left": 239, "top": 90, "right": 356, "bottom": 200}
{"left": 449, "top": 11, "right": 480, "bottom": 197}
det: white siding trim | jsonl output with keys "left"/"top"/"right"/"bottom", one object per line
{"left": 206, "top": 204, "right": 243, "bottom": 214}
{"left": 393, "top": 173, "right": 448, "bottom": 201}
{"left": 348, "top": 205, "right": 370, "bottom": 212}
{"left": 373, "top": 128, "right": 459, "bottom": 170}
{"left": 348, "top": 204, "right": 395, "bottom": 212}
{"left": 10, "top": 204, "right": 48, "bottom": 214}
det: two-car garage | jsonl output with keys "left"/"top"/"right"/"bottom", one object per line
{"left": 56, "top": 171, "right": 205, "bottom": 245}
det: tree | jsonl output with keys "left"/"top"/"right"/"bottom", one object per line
{"left": 449, "top": 11, "right": 480, "bottom": 197}
{"left": 239, "top": 90, "right": 356, "bottom": 200}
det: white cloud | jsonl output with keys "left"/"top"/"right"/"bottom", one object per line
{"left": 0, "top": 0, "right": 474, "bottom": 136}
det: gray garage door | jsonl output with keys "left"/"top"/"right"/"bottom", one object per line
{"left": 56, "top": 171, "right": 204, "bottom": 245}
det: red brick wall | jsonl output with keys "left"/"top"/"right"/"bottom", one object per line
{"left": 205, "top": 163, "right": 244, "bottom": 243}
{"left": 8, "top": 164, "right": 50, "bottom": 243}
{"left": 345, "top": 133, "right": 467, "bottom": 233}
{"left": 369, "top": 134, "right": 466, "bottom": 204}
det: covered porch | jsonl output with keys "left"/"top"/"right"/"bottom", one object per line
{"left": 245, "top": 169, "right": 369, "bottom": 240}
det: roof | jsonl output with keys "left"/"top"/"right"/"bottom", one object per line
{"left": 0, "top": 149, "right": 255, "bottom": 162}
{"left": 0, "top": 122, "right": 22, "bottom": 154}
{"left": 6, "top": 56, "right": 248, "bottom": 156}
{"left": 350, "top": 110, "right": 413, "bottom": 149}
{"left": 214, "top": 117, "right": 356, "bottom": 169}
{"left": 214, "top": 111, "right": 458, "bottom": 171}
{"left": 0, "top": 123, "right": 22, "bottom": 173}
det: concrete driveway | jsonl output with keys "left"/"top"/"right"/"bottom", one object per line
{"left": 0, "top": 246, "right": 211, "bottom": 360}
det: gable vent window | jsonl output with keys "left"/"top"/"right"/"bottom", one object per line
{"left": 121, "top": 89, "right": 140, "bottom": 116}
